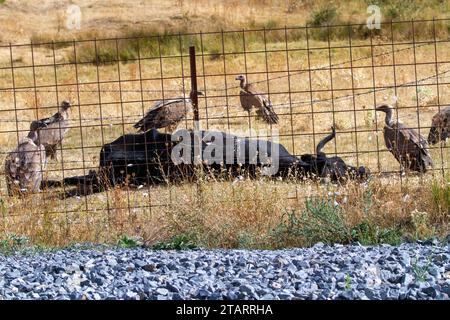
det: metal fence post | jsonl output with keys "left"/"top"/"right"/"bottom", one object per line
{"left": 189, "top": 45, "right": 199, "bottom": 130}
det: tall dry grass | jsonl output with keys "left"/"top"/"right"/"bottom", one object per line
{"left": 0, "top": 1, "right": 449, "bottom": 250}
{"left": 0, "top": 172, "right": 448, "bottom": 249}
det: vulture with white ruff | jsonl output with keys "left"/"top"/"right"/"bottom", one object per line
{"left": 5, "top": 121, "right": 47, "bottom": 195}
{"left": 235, "top": 75, "right": 279, "bottom": 125}
{"left": 376, "top": 104, "right": 433, "bottom": 172}
{"left": 35, "top": 100, "right": 72, "bottom": 160}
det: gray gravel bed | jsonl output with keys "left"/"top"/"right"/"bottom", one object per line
{"left": 0, "top": 242, "right": 449, "bottom": 300}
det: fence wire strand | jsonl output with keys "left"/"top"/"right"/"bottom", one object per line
{"left": 0, "top": 21, "right": 449, "bottom": 219}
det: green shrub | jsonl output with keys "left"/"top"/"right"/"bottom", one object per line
{"left": 350, "top": 221, "right": 403, "bottom": 245}
{"left": 431, "top": 175, "right": 450, "bottom": 217}
{"left": 152, "top": 234, "right": 198, "bottom": 250}
{"left": 412, "top": 257, "right": 432, "bottom": 282}
{"left": 307, "top": 6, "right": 345, "bottom": 41}
{"left": 117, "top": 235, "right": 141, "bottom": 248}
{"left": 0, "top": 234, "right": 29, "bottom": 255}
{"left": 309, "top": 7, "right": 339, "bottom": 27}
{"left": 236, "top": 232, "right": 256, "bottom": 249}
{"left": 272, "top": 198, "right": 351, "bottom": 247}
{"left": 385, "top": 5, "right": 401, "bottom": 21}
{"left": 264, "top": 19, "right": 279, "bottom": 29}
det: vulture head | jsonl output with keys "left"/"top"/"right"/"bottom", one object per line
{"left": 235, "top": 75, "right": 247, "bottom": 87}
{"left": 183, "top": 91, "right": 205, "bottom": 101}
{"left": 188, "top": 91, "right": 204, "bottom": 101}
{"left": 60, "top": 100, "right": 72, "bottom": 111}
{"left": 376, "top": 104, "right": 395, "bottom": 126}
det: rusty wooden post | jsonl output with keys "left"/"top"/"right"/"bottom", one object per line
{"left": 189, "top": 45, "right": 199, "bottom": 127}
{"left": 189, "top": 45, "right": 203, "bottom": 202}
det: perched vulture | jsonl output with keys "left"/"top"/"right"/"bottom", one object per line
{"left": 133, "top": 92, "right": 204, "bottom": 132}
{"left": 376, "top": 104, "right": 433, "bottom": 172}
{"left": 235, "top": 75, "right": 279, "bottom": 125}
{"left": 4, "top": 121, "right": 47, "bottom": 195}
{"left": 428, "top": 106, "right": 450, "bottom": 144}
{"left": 35, "top": 100, "right": 72, "bottom": 160}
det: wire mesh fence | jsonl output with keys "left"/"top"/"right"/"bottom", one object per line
{"left": 0, "top": 19, "right": 449, "bottom": 224}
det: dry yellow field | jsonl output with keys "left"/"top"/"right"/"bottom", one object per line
{"left": 0, "top": 0, "right": 448, "bottom": 248}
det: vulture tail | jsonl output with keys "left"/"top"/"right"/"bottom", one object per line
{"left": 316, "top": 127, "right": 336, "bottom": 155}
{"left": 260, "top": 101, "right": 279, "bottom": 124}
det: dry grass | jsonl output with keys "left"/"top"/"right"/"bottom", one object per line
{"left": 0, "top": 173, "right": 448, "bottom": 249}
{"left": 0, "top": 1, "right": 449, "bottom": 249}
{"left": 1, "top": 1, "right": 450, "bottom": 44}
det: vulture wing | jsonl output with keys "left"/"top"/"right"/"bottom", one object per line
{"left": 239, "top": 90, "right": 256, "bottom": 112}
{"left": 36, "top": 111, "right": 70, "bottom": 159}
{"left": 5, "top": 138, "right": 46, "bottom": 194}
{"left": 384, "top": 123, "right": 433, "bottom": 172}
{"left": 245, "top": 85, "right": 279, "bottom": 124}
{"left": 134, "top": 98, "right": 191, "bottom": 131}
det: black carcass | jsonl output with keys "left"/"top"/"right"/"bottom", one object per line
{"left": 63, "top": 129, "right": 173, "bottom": 194}
{"left": 62, "top": 128, "right": 369, "bottom": 195}
{"left": 299, "top": 127, "right": 369, "bottom": 181}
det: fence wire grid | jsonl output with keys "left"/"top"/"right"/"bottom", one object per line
{"left": 0, "top": 19, "right": 449, "bottom": 220}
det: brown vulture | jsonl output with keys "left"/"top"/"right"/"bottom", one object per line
{"left": 133, "top": 92, "right": 204, "bottom": 132}
{"left": 35, "top": 100, "right": 72, "bottom": 160}
{"left": 235, "top": 75, "right": 279, "bottom": 125}
{"left": 4, "top": 121, "right": 47, "bottom": 195}
{"left": 428, "top": 106, "right": 450, "bottom": 144}
{"left": 376, "top": 104, "right": 433, "bottom": 173}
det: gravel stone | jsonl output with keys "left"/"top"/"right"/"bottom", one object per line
{"left": 0, "top": 243, "right": 448, "bottom": 300}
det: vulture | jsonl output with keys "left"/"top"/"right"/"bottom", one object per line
{"left": 133, "top": 92, "right": 204, "bottom": 132}
{"left": 235, "top": 75, "right": 279, "bottom": 125}
{"left": 4, "top": 121, "right": 47, "bottom": 195}
{"left": 35, "top": 100, "right": 72, "bottom": 160}
{"left": 428, "top": 106, "right": 450, "bottom": 144}
{"left": 376, "top": 104, "right": 433, "bottom": 172}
